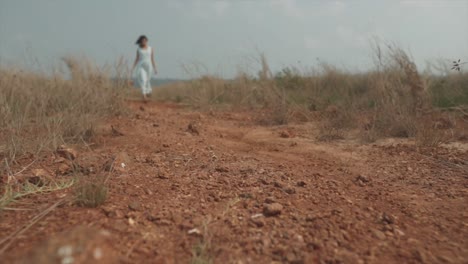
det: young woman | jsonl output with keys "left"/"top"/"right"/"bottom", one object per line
{"left": 132, "top": 35, "right": 158, "bottom": 101}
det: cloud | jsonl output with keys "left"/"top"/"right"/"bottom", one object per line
{"left": 270, "top": 0, "right": 303, "bottom": 19}
{"left": 335, "top": 25, "right": 367, "bottom": 48}
{"left": 325, "top": 0, "right": 346, "bottom": 15}
{"left": 304, "top": 36, "right": 320, "bottom": 50}
{"left": 164, "top": 0, "right": 230, "bottom": 18}
{"left": 213, "top": 1, "right": 230, "bottom": 17}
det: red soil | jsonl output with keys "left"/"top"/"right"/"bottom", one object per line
{"left": 1, "top": 101, "right": 467, "bottom": 263}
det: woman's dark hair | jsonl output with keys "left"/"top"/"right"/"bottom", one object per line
{"left": 136, "top": 35, "right": 148, "bottom": 45}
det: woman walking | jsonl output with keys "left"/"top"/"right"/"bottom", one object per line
{"left": 132, "top": 35, "right": 158, "bottom": 101}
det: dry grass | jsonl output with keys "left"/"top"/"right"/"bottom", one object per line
{"left": 155, "top": 45, "right": 467, "bottom": 146}
{"left": 0, "top": 178, "right": 75, "bottom": 211}
{"left": 74, "top": 177, "right": 108, "bottom": 208}
{"left": 0, "top": 57, "right": 127, "bottom": 163}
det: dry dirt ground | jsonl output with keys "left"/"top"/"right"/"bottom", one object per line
{"left": 1, "top": 101, "right": 467, "bottom": 264}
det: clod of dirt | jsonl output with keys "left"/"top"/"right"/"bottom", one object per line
{"left": 284, "top": 187, "right": 296, "bottom": 194}
{"left": 102, "top": 206, "right": 124, "bottom": 219}
{"left": 215, "top": 166, "right": 229, "bottom": 173}
{"left": 57, "top": 145, "right": 78, "bottom": 160}
{"left": 355, "top": 174, "right": 370, "bottom": 186}
{"left": 157, "top": 170, "right": 169, "bottom": 179}
{"left": 280, "top": 131, "right": 291, "bottom": 138}
{"left": 371, "top": 229, "right": 386, "bottom": 240}
{"left": 380, "top": 213, "right": 396, "bottom": 225}
{"left": 27, "top": 169, "right": 53, "bottom": 186}
{"left": 264, "top": 197, "right": 276, "bottom": 204}
{"left": 111, "top": 125, "right": 124, "bottom": 137}
{"left": 296, "top": 181, "right": 306, "bottom": 187}
{"left": 250, "top": 216, "right": 266, "bottom": 227}
{"left": 273, "top": 181, "right": 284, "bottom": 188}
{"left": 57, "top": 162, "right": 72, "bottom": 175}
{"left": 128, "top": 201, "right": 141, "bottom": 211}
{"left": 263, "top": 203, "right": 283, "bottom": 217}
{"left": 187, "top": 122, "right": 200, "bottom": 135}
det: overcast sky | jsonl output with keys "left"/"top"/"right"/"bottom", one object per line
{"left": 0, "top": 0, "right": 467, "bottom": 78}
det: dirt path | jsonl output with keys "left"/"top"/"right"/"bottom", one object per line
{"left": 1, "top": 101, "right": 467, "bottom": 264}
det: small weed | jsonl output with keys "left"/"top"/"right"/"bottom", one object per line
{"left": 190, "top": 241, "right": 212, "bottom": 264}
{"left": 74, "top": 179, "right": 108, "bottom": 208}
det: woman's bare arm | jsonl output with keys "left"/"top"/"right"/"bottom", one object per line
{"left": 132, "top": 50, "right": 139, "bottom": 72}
{"left": 151, "top": 48, "right": 158, "bottom": 74}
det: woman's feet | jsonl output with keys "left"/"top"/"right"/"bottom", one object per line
{"left": 142, "top": 93, "right": 152, "bottom": 103}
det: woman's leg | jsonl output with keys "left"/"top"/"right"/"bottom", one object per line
{"left": 137, "top": 68, "right": 149, "bottom": 101}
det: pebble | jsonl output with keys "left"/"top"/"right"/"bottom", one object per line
{"left": 371, "top": 229, "right": 386, "bottom": 240}
{"left": 128, "top": 201, "right": 141, "bottom": 211}
{"left": 263, "top": 203, "right": 283, "bottom": 217}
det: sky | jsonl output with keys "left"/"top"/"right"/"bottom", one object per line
{"left": 0, "top": 0, "right": 467, "bottom": 78}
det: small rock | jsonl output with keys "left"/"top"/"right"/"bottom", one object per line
{"left": 128, "top": 201, "right": 141, "bottom": 211}
{"left": 284, "top": 187, "right": 296, "bottom": 194}
{"left": 263, "top": 203, "right": 283, "bottom": 217}
{"left": 250, "top": 216, "right": 265, "bottom": 227}
{"left": 57, "top": 163, "right": 72, "bottom": 175}
{"left": 187, "top": 122, "right": 200, "bottom": 135}
{"left": 355, "top": 174, "right": 370, "bottom": 187}
{"left": 356, "top": 174, "right": 369, "bottom": 183}
{"left": 259, "top": 179, "right": 269, "bottom": 185}
{"left": 102, "top": 207, "right": 124, "bottom": 218}
{"left": 157, "top": 170, "right": 169, "bottom": 179}
{"left": 54, "top": 157, "right": 67, "bottom": 163}
{"left": 215, "top": 166, "right": 229, "bottom": 173}
{"left": 394, "top": 229, "right": 405, "bottom": 236}
{"left": 280, "top": 131, "right": 291, "bottom": 138}
{"left": 264, "top": 197, "right": 276, "bottom": 204}
{"left": 57, "top": 145, "right": 78, "bottom": 160}
{"left": 371, "top": 229, "right": 386, "bottom": 240}
{"left": 188, "top": 228, "right": 202, "bottom": 236}
{"left": 296, "top": 181, "right": 306, "bottom": 187}
{"left": 273, "top": 181, "right": 284, "bottom": 188}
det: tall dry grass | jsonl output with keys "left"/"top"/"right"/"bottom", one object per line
{"left": 155, "top": 45, "right": 467, "bottom": 145}
{"left": 0, "top": 57, "right": 127, "bottom": 163}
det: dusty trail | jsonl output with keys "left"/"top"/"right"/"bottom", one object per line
{"left": 1, "top": 101, "right": 467, "bottom": 264}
